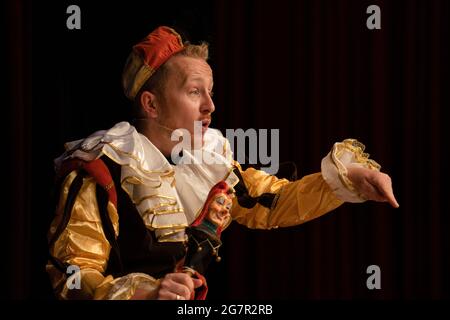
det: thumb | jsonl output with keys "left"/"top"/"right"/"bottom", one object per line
{"left": 192, "top": 277, "right": 203, "bottom": 288}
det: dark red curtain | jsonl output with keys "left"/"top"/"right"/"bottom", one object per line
{"left": 4, "top": 0, "right": 449, "bottom": 299}
{"left": 3, "top": 0, "right": 32, "bottom": 300}
{"left": 210, "top": 0, "right": 449, "bottom": 300}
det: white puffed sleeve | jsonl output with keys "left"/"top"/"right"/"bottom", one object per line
{"left": 321, "top": 139, "right": 381, "bottom": 203}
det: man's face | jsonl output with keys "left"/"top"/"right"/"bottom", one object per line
{"left": 207, "top": 193, "right": 233, "bottom": 228}
{"left": 156, "top": 55, "right": 215, "bottom": 144}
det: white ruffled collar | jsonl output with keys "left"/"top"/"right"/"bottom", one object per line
{"left": 56, "top": 121, "right": 238, "bottom": 242}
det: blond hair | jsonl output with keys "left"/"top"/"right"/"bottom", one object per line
{"left": 177, "top": 42, "right": 209, "bottom": 60}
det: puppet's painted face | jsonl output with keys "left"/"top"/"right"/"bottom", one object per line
{"left": 207, "top": 193, "right": 233, "bottom": 228}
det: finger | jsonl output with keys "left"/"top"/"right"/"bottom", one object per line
{"left": 157, "top": 288, "right": 186, "bottom": 300}
{"left": 378, "top": 181, "right": 399, "bottom": 208}
{"left": 166, "top": 279, "right": 192, "bottom": 300}
{"left": 372, "top": 174, "right": 400, "bottom": 208}
{"left": 172, "top": 292, "right": 186, "bottom": 300}
{"left": 192, "top": 277, "right": 203, "bottom": 289}
{"left": 166, "top": 273, "right": 195, "bottom": 293}
{"left": 359, "top": 180, "right": 385, "bottom": 202}
{"left": 156, "top": 288, "right": 172, "bottom": 300}
{"left": 160, "top": 277, "right": 192, "bottom": 300}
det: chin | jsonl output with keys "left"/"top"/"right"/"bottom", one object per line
{"left": 190, "top": 134, "right": 205, "bottom": 149}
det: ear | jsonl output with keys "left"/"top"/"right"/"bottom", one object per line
{"left": 140, "top": 90, "right": 158, "bottom": 118}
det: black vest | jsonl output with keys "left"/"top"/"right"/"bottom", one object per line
{"left": 101, "top": 157, "right": 186, "bottom": 278}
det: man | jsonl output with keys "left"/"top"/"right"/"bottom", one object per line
{"left": 46, "top": 26, "right": 398, "bottom": 300}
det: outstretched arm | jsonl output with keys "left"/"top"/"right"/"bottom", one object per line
{"left": 229, "top": 139, "right": 398, "bottom": 230}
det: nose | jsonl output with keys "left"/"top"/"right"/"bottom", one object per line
{"left": 200, "top": 93, "right": 215, "bottom": 114}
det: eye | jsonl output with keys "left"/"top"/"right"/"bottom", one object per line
{"left": 209, "top": 91, "right": 214, "bottom": 97}
{"left": 225, "top": 203, "right": 232, "bottom": 211}
{"left": 190, "top": 88, "right": 200, "bottom": 96}
{"left": 215, "top": 196, "right": 225, "bottom": 205}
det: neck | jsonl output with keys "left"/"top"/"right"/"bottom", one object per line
{"left": 134, "top": 119, "right": 176, "bottom": 157}
{"left": 201, "top": 219, "right": 218, "bottom": 234}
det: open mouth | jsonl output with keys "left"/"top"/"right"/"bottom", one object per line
{"left": 201, "top": 118, "right": 211, "bottom": 132}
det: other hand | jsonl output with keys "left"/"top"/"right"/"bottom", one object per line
{"left": 156, "top": 272, "right": 203, "bottom": 300}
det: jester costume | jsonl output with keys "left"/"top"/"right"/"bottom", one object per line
{"left": 46, "top": 26, "right": 381, "bottom": 300}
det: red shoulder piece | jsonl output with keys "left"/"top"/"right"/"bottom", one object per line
{"left": 57, "top": 158, "right": 117, "bottom": 208}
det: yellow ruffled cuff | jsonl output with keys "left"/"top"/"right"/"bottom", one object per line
{"left": 321, "top": 139, "right": 381, "bottom": 202}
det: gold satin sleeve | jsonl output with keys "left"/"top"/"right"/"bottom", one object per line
{"left": 230, "top": 162, "right": 344, "bottom": 229}
{"left": 46, "top": 170, "right": 159, "bottom": 300}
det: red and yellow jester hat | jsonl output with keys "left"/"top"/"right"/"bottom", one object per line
{"left": 122, "top": 26, "right": 184, "bottom": 100}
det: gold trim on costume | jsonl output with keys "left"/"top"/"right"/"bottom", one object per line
{"left": 224, "top": 165, "right": 239, "bottom": 187}
{"left": 121, "top": 176, "right": 162, "bottom": 188}
{"left": 157, "top": 235, "right": 188, "bottom": 243}
{"left": 135, "top": 194, "right": 177, "bottom": 206}
{"left": 143, "top": 201, "right": 178, "bottom": 210}
{"left": 132, "top": 63, "right": 154, "bottom": 101}
{"left": 120, "top": 182, "right": 180, "bottom": 209}
{"left": 143, "top": 208, "right": 184, "bottom": 216}
{"left": 157, "top": 227, "right": 187, "bottom": 236}
{"left": 338, "top": 139, "right": 381, "bottom": 170}
{"left": 330, "top": 139, "right": 381, "bottom": 192}
{"left": 147, "top": 221, "right": 188, "bottom": 230}
{"left": 222, "top": 139, "right": 227, "bottom": 157}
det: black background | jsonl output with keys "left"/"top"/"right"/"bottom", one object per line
{"left": 3, "top": 0, "right": 450, "bottom": 300}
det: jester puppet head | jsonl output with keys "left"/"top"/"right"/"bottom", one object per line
{"left": 191, "top": 181, "right": 235, "bottom": 237}
{"left": 183, "top": 181, "right": 235, "bottom": 279}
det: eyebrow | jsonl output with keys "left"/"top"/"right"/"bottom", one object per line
{"left": 182, "top": 75, "right": 213, "bottom": 87}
